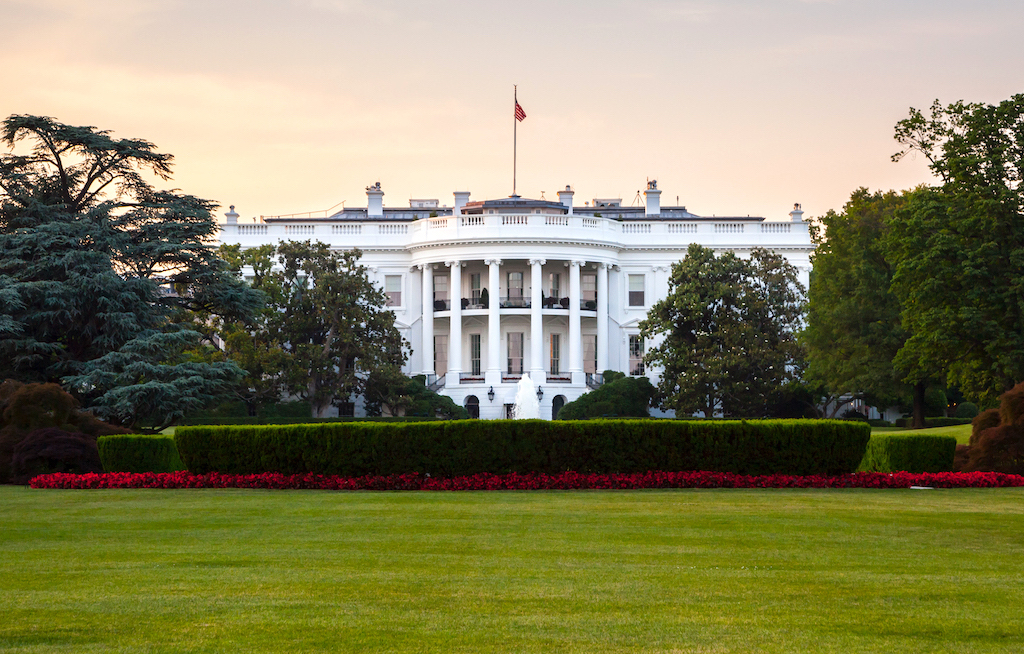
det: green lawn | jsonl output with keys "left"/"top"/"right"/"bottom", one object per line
{"left": 2, "top": 487, "right": 1022, "bottom": 653}
{"left": 872, "top": 423, "right": 973, "bottom": 444}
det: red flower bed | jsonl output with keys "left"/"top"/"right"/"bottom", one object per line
{"left": 28, "top": 470, "right": 1024, "bottom": 490}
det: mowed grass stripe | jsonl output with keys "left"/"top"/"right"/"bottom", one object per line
{"left": 1, "top": 487, "right": 1023, "bottom": 653}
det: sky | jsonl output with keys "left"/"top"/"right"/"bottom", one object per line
{"left": 1, "top": 0, "right": 1022, "bottom": 222}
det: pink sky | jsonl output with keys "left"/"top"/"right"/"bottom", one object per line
{"left": 2, "top": 0, "right": 1022, "bottom": 221}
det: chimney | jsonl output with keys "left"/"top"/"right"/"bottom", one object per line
{"left": 366, "top": 182, "right": 384, "bottom": 218}
{"left": 224, "top": 205, "right": 239, "bottom": 224}
{"left": 644, "top": 179, "right": 661, "bottom": 216}
{"left": 556, "top": 185, "right": 574, "bottom": 215}
{"left": 453, "top": 191, "right": 471, "bottom": 216}
{"left": 790, "top": 203, "right": 804, "bottom": 222}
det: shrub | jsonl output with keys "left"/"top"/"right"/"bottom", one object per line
{"left": 556, "top": 376, "right": 654, "bottom": 419}
{"left": 859, "top": 433, "right": 957, "bottom": 473}
{"left": 839, "top": 409, "right": 869, "bottom": 422}
{"left": 867, "top": 419, "right": 891, "bottom": 427}
{"left": 960, "top": 385, "right": 1024, "bottom": 474}
{"left": 98, "top": 434, "right": 186, "bottom": 473}
{"left": 175, "top": 419, "right": 870, "bottom": 477}
{"left": 11, "top": 428, "right": 103, "bottom": 484}
{"left": 954, "top": 402, "right": 979, "bottom": 419}
{"left": 0, "top": 380, "right": 128, "bottom": 483}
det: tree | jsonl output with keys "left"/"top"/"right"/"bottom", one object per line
{"left": 801, "top": 188, "right": 935, "bottom": 424}
{"left": 640, "top": 244, "right": 805, "bottom": 417}
{"left": 220, "top": 241, "right": 409, "bottom": 418}
{"left": 0, "top": 115, "right": 262, "bottom": 430}
{"left": 888, "top": 96, "right": 1024, "bottom": 405}
{"left": 556, "top": 371, "right": 654, "bottom": 419}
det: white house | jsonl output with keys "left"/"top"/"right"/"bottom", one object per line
{"left": 219, "top": 180, "right": 814, "bottom": 419}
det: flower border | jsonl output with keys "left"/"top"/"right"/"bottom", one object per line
{"left": 28, "top": 470, "right": 1024, "bottom": 490}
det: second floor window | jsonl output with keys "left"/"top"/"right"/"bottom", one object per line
{"left": 470, "top": 273, "right": 481, "bottom": 302}
{"left": 434, "top": 275, "right": 448, "bottom": 302}
{"left": 549, "top": 273, "right": 561, "bottom": 298}
{"left": 628, "top": 274, "right": 645, "bottom": 307}
{"left": 385, "top": 275, "right": 401, "bottom": 306}
{"left": 508, "top": 272, "right": 523, "bottom": 298}
{"left": 582, "top": 273, "right": 597, "bottom": 303}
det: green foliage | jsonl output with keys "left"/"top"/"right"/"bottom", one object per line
{"left": 641, "top": 244, "right": 805, "bottom": 417}
{"left": 400, "top": 376, "right": 468, "bottom": 419}
{"left": 888, "top": 96, "right": 1024, "bottom": 404}
{"left": 893, "top": 417, "right": 972, "bottom": 428}
{"left": 218, "top": 241, "right": 408, "bottom": 418}
{"left": 0, "top": 115, "right": 262, "bottom": 430}
{"left": 556, "top": 375, "right": 653, "bottom": 419}
{"left": 802, "top": 189, "right": 917, "bottom": 415}
{"left": 0, "top": 379, "right": 127, "bottom": 483}
{"left": 97, "top": 434, "right": 185, "bottom": 473}
{"left": 954, "top": 401, "right": 979, "bottom": 419}
{"left": 858, "top": 433, "right": 957, "bottom": 473}
{"left": 175, "top": 419, "right": 870, "bottom": 477}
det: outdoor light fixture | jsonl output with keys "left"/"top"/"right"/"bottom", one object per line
{"left": 487, "top": 386, "right": 495, "bottom": 402}
{"left": 536, "top": 385, "right": 543, "bottom": 400}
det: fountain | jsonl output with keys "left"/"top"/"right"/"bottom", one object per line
{"left": 511, "top": 374, "right": 541, "bottom": 419}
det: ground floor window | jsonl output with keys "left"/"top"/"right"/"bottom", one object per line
{"left": 465, "top": 395, "right": 480, "bottom": 419}
{"left": 550, "top": 333, "right": 561, "bottom": 374}
{"left": 470, "top": 333, "right": 481, "bottom": 375}
{"left": 552, "top": 395, "right": 566, "bottom": 420}
{"left": 434, "top": 335, "right": 448, "bottom": 376}
{"left": 629, "top": 335, "right": 645, "bottom": 376}
{"left": 583, "top": 334, "right": 597, "bottom": 374}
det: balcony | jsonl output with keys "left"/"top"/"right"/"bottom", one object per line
{"left": 432, "top": 298, "right": 451, "bottom": 311}
{"left": 500, "top": 296, "right": 530, "bottom": 309}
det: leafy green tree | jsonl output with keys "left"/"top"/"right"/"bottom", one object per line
{"left": 801, "top": 188, "right": 935, "bottom": 423}
{"left": 220, "top": 241, "right": 409, "bottom": 418}
{"left": 556, "top": 371, "right": 653, "bottom": 419}
{"left": 0, "top": 115, "right": 261, "bottom": 430}
{"left": 640, "top": 244, "right": 805, "bottom": 418}
{"left": 888, "top": 95, "right": 1024, "bottom": 405}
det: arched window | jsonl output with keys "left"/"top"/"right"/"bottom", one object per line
{"left": 465, "top": 395, "right": 480, "bottom": 419}
{"left": 552, "top": 395, "right": 567, "bottom": 420}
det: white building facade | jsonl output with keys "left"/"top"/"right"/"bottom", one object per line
{"left": 219, "top": 181, "right": 813, "bottom": 419}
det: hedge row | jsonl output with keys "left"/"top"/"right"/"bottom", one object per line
{"left": 859, "top": 433, "right": 957, "bottom": 473}
{"left": 174, "top": 419, "right": 870, "bottom": 477}
{"left": 179, "top": 416, "right": 440, "bottom": 426}
{"left": 97, "top": 435, "right": 186, "bottom": 473}
{"left": 893, "top": 417, "right": 973, "bottom": 428}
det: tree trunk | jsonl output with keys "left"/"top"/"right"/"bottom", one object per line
{"left": 912, "top": 381, "right": 926, "bottom": 429}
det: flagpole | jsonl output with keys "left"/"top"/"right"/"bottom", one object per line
{"left": 513, "top": 85, "right": 517, "bottom": 197}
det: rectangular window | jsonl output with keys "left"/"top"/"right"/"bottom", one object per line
{"left": 507, "top": 332, "right": 523, "bottom": 373}
{"left": 433, "top": 275, "right": 448, "bottom": 301}
{"left": 628, "top": 274, "right": 645, "bottom": 307}
{"left": 548, "top": 273, "right": 561, "bottom": 299}
{"left": 508, "top": 272, "right": 523, "bottom": 298}
{"left": 582, "top": 273, "right": 597, "bottom": 303}
{"left": 470, "top": 273, "right": 481, "bottom": 302}
{"left": 434, "top": 335, "right": 448, "bottom": 376}
{"left": 470, "top": 333, "right": 481, "bottom": 376}
{"left": 385, "top": 275, "right": 402, "bottom": 306}
{"left": 550, "top": 333, "right": 561, "bottom": 375}
{"left": 629, "top": 335, "right": 645, "bottom": 376}
{"left": 584, "top": 334, "right": 597, "bottom": 374}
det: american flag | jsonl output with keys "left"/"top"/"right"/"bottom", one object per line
{"left": 515, "top": 101, "right": 526, "bottom": 122}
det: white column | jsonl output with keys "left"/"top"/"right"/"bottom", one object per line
{"left": 569, "top": 260, "right": 583, "bottom": 383}
{"left": 529, "top": 258, "right": 545, "bottom": 382}
{"left": 448, "top": 260, "right": 462, "bottom": 378}
{"left": 420, "top": 263, "right": 434, "bottom": 376}
{"left": 486, "top": 259, "right": 502, "bottom": 385}
{"left": 597, "top": 262, "right": 609, "bottom": 373}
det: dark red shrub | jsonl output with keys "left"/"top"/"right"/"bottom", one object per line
{"left": 12, "top": 428, "right": 103, "bottom": 484}
{"left": 971, "top": 409, "right": 1001, "bottom": 445}
{"left": 953, "top": 444, "right": 971, "bottom": 472}
{"left": 964, "top": 424, "right": 1024, "bottom": 475}
{"left": 999, "top": 382, "right": 1024, "bottom": 427}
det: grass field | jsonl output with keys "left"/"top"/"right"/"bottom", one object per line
{"left": 2, "top": 487, "right": 1023, "bottom": 653}
{"left": 872, "top": 423, "right": 973, "bottom": 444}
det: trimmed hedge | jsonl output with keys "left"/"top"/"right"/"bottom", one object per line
{"left": 175, "top": 419, "right": 870, "bottom": 477}
{"left": 98, "top": 434, "right": 186, "bottom": 473}
{"left": 179, "top": 416, "right": 442, "bottom": 426}
{"left": 858, "top": 433, "right": 956, "bottom": 473}
{"left": 893, "top": 417, "right": 973, "bottom": 428}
